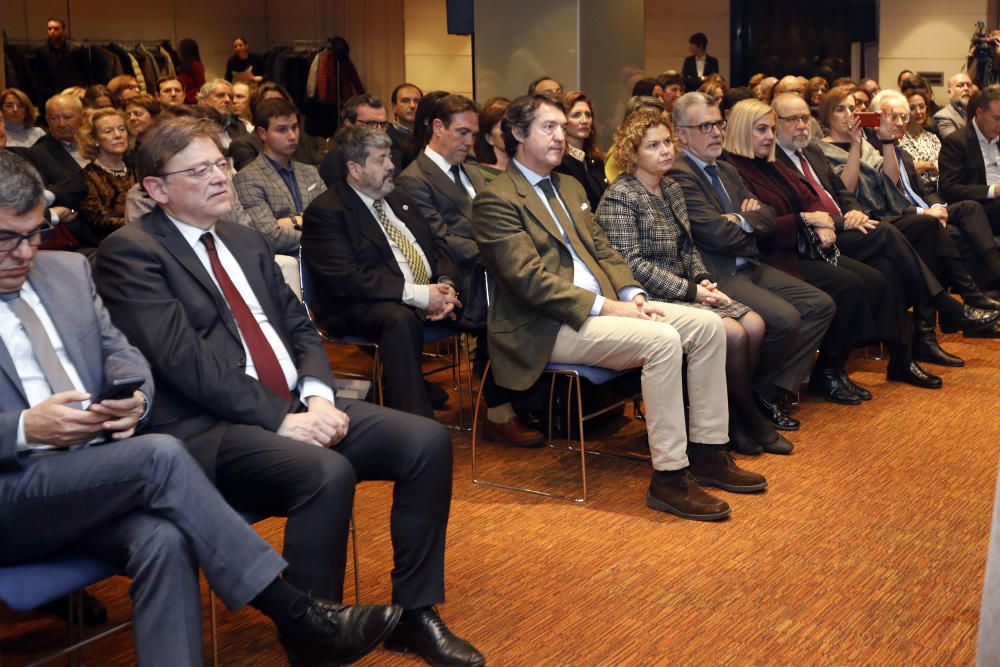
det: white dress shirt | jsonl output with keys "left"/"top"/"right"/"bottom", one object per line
{"left": 0, "top": 282, "right": 90, "bottom": 451}
{"left": 424, "top": 146, "right": 477, "bottom": 198}
{"left": 167, "top": 214, "right": 334, "bottom": 404}
{"left": 512, "top": 159, "right": 643, "bottom": 314}
{"left": 348, "top": 184, "right": 433, "bottom": 309}
{"left": 973, "top": 118, "right": 1000, "bottom": 197}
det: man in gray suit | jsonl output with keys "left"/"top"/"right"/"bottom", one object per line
{"left": 668, "top": 92, "right": 835, "bottom": 430}
{"left": 934, "top": 73, "right": 973, "bottom": 139}
{"left": 0, "top": 150, "right": 401, "bottom": 666}
{"left": 233, "top": 98, "right": 326, "bottom": 256}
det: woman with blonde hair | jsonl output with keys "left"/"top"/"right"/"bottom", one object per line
{"left": 1, "top": 87, "right": 45, "bottom": 147}
{"left": 722, "top": 98, "right": 918, "bottom": 400}
{"left": 596, "top": 109, "right": 792, "bottom": 455}
{"left": 78, "top": 108, "right": 136, "bottom": 244}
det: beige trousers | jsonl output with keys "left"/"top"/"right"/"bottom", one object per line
{"left": 549, "top": 301, "right": 728, "bottom": 470}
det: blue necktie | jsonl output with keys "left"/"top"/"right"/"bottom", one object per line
{"left": 704, "top": 164, "right": 735, "bottom": 213}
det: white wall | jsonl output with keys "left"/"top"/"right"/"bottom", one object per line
{"left": 645, "top": 0, "right": 729, "bottom": 81}
{"left": 404, "top": 0, "right": 473, "bottom": 99}
{"left": 879, "top": 0, "right": 988, "bottom": 101}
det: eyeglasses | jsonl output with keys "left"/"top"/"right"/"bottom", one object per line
{"left": 357, "top": 119, "right": 388, "bottom": 129}
{"left": 0, "top": 221, "right": 55, "bottom": 254}
{"left": 893, "top": 112, "right": 911, "bottom": 122}
{"left": 777, "top": 114, "right": 812, "bottom": 124}
{"left": 159, "top": 159, "right": 230, "bottom": 180}
{"left": 678, "top": 120, "right": 726, "bottom": 134}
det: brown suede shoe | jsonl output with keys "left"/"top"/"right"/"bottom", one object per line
{"left": 689, "top": 449, "right": 768, "bottom": 493}
{"left": 483, "top": 416, "right": 545, "bottom": 447}
{"left": 646, "top": 471, "right": 731, "bottom": 521}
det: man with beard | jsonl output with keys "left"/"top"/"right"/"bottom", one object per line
{"left": 933, "top": 73, "right": 973, "bottom": 138}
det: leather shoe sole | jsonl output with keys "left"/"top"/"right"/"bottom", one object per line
{"left": 646, "top": 489, "right": 731, "bottom": 521}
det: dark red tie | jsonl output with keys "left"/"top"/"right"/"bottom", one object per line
{"left": 200, "top": 233, "right": 291, "bottom": 401}
{"left": 795, "top": 150, "right": 842, "bottom": 217}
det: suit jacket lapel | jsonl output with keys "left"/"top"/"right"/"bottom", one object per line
{"left": 419, "top": 153, "right": 473, "bottom": 216}
{"left": 507, "top": 164, "right": 566, "bottom": 246}
{"left": 337, "top": 181, "right": 403, "bottom": 274}
{"left": 0, "top": 339, "right": 27, "bottom": 404}
{"left": 27, "top": 269, "right": 97, "bottom": 392}
{"left": 681, "top": 154, "right": 725, "bottom": 211}
{"left": 256, "top": 156, "right": 296, "bottom": 213}
{"left": 147, "top": 208, "right": 241, "bottom": 341}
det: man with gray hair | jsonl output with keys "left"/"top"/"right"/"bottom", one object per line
{"left": 95, "top": 117, "right": 474, "bottom": 666}
{"left": 0, "top": 149, "right": 403, "bottom": 665}
{"left": 934, "top": 73, "right": 973, "bottom": 138}
{"left": 196, "top": 78, "right": 248, "bottom": 150}
{"left": 302, "top": 124, "right": 464, "bottom": 421}
{"left": 669, "top": 92, "right": 835, "bottom": 431}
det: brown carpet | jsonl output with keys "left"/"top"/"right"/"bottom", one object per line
{"left": 2, "top": 333, "right": 998, "bottom": 665}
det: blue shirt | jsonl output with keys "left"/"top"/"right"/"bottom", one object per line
{"left": 264, "top": 155, "right": 304, "bottom": 214}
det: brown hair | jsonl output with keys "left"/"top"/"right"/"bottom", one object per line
{"left": 134, "top": 117, "right": 223, "bottom": 180}
{"left": 612, "top": 109, "right": 671, "bottom": 175}
{"left": 0, "top": 88, "right": 38, "bottom": 125}
{"left": 818, "top": 85, "right": 857, "bottom": 128}
{"left": 561, "top": 91, "right": 604, "bottom": 161}
{"left": 473, "top": 97, "right": 509, "bottom": 164}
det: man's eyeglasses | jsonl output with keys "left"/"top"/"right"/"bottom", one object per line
{"left": 0, "top": 221, "right": 55, "bottom": 253}
{"left": 357, "top": 119, "right": 388, "bottom": 129}
{"left": 678, "top": 120, "right": 726, "bottom": 134}
{"left": 777, "top": 114, "right": 812, "bottom": 125}
{"left": 158, "top": 159, "right": 230, "bottom": 180}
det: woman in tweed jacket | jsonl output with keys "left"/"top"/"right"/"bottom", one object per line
{"left": 597, "top": 109, "right": 792, "bottom": 456}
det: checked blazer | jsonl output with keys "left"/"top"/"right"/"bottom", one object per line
{"left": 233, "top": 153, "right": 326, "bottom": 254}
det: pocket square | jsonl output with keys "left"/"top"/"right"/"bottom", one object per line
{"left": 308, "top": 183, "right": 318, "bottom": 192}
{"left": 581, "top": 202, "right": 589, "bottom": 211}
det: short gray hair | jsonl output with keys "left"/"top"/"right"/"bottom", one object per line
{"left": 335, "top": 124, "right": 392, "bottom": 169}
{"left": 0, "top": 151, "right": 45, "bottom": 215}
{"left": 870, "top": 89, "right": 907, "bottom": 111}
{"left": 672, "top": 92, "right": 716, "bottom": 128}
{"left": 197, "top": 79, "right": 232, "bottom": 102}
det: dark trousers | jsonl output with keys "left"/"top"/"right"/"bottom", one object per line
{"left": 946, "top": 200, "right": 1000, "bottom": 290}
{"left": 890, "top": 213, "right": 980, "bottom": 295}
{"left": 798, "top": 255, "right": 884, "bottom": 351}
{"left": 0, "top": 435, "right": 285, "bottom": 666}
{"left": 211, "top": 398, "right": 452, "bottom": 608}
{"left": 338, "top": 302, "right": 436, "bottom": 419}
{"left": 716, "top": 263, "right": 835, "bottom": 395}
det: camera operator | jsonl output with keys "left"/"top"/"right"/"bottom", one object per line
{"left": 967, "top": 22, "right": 1000, "bottom": 90}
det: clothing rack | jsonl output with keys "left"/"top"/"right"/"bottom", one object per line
{"left": 269, "top": 39, "right": 329, "bottom": 48}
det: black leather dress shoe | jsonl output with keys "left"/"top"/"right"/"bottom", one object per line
{"left": 757, "top": 432, "right": 794, "bottom": 455}
{"left": 964, "top": 293, "right": 1000, "bottom": 311}
{"left": 425, "top": 381, "right": 450, "bottom": 409}
{"left": 912, "top": 338, "right": 965, "bottom": 367}
{"left": 39, "top": 590, "right": 108, "bottom": 627}
{"left": 754, "top": 393, "right": 800, "bottom": 431}
{"left": 809, "top": 369, "right": 862, "bottom": 405}
{"left": 940, "top": 305, "right": 1000, "bottom": 333}
{"left": 279, "top": 598, "right": 402, "bottom": 666}
{"left": 729, "top": 429, "right": 763, "bottom": 455}
{"left": 837, "top": 370, "right": 872, "bottom": 401}
{"left": 384, "top": 607, "right": 485, "bottom": 666}
{"left": 886, "top": 362, "right": 943, "bottom": 389}
{"left": 774, "top": 388, "right": 799, "bottom": 414}
{"left": 964, "top": 321, "right": 1000, "bottom": 338}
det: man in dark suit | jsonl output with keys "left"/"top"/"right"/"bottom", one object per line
{"left": 302, "top": 125, "right": 461, "bottom": 419}
{"left": 681, "top": 32, "right": 719, "bottom": 92}
{"left": 318, "top": 95, "right": 403, "bottom": 186}
{"left": 95, "top": 118, "right": 483, "bottom": 667}
{"left": 940, "top": 85, "right": 1000, "bottom": 237}
{"left": 388, "top": 83, "right": 422, "bottom": 171}
{"left": 668, "top": 92, "right": 835, "bottom": 429}
{"left": 396, "top": 94, "right": 485, "bottom": 312}
{"left": 0, "top": 150, "right": 401, "bottom": 666}
{"left": 472, "top": 94, "right": 767, "bottom": 521}
{"left": 771, "top": 92, "right": 998, "bottom": 368}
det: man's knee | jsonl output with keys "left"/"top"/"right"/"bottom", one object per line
{"left": 400, "top": 416, "right": 453, "bottom": 477}
{"left": 762, "top": 301, "right": 801, "bottom": 341}
{"left": 131, "top": 516, "right": 194, "bottom": 568}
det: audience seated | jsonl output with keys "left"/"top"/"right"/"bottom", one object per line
{"left": 303, "top": 125, "right": 461, "bottom": 418}
{"left": 668, "top": 92, "right": 835, "bottom": 430}
{"left": 95, "top": 117, "right": 483, "bottom": 667}
{"left": 389, "top": 82, "right": 423, "bottom": 171}
{"left": 656, "top": 72, "right": 685, "bottom": 113}
{"left": 596, "top": 109, "right": 792, "bottom": 455}
{"left": 472, "top": 97, "right": 511, "bottom": 182}
{"left": 472, "top": 94, "right": 766, "bottom": 520}
{"left": 527, "top": 76, "right": 563, "bottom": 98}
{"left": 631, "top": 77, "right": 664, "bottom": 99}
{"left": 229, "top": 82, "right": 322, "bottom": 170}
{"left": 0, "top": 149, "right": 402, "bottom": 667}
{"left": 318, "top": 94, "right": 397, "bottom": 185}
{"left": 78, "top": 107, "right": 136, "bottom": 248}
{"left": 196, "top": 79, "right": 249, "bottom": 151}
{"left": 107, "top": 75, "right": 142, "bottom": 109}
{"left": 124, "top": 94, "right": 162, "bottom": 149}
{"left": 1, "top": 88, "right": 45, "bottom": 148}
{"left": 156, "top": 76, "right": 186, "bottom": 107}
{"left": 233, "top": 98, "right": 326, "bottom": 255}
{"left": 553, "top": 91, "right": 608, "bottom": 210}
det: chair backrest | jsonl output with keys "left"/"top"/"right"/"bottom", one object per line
{"left": 297, "top": 246, "right": 328, "bottom": 328}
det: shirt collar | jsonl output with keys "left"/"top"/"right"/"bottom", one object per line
{"left": 512, "top": 158, "right": 548, "bottom": 187}
{"left": 263, "top": 153, "right": 294, "bottom": 176}
{"left": 973, "top": 117, "right": 998, "bottom": 147}
{"left": 682, "top": 148, "right": 714, "bottom": 172}
{"left": 424, "top": 145, "right": 459, "bottom": 176}
{"left": 164, "top": 210, "right": 216, "bottom": 248}
{"left": 348, "top": 183, "right": 378, "bottom": 209}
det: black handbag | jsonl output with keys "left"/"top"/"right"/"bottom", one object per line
{"left": 796, "top": 221, "right": 840, "bottom": 266}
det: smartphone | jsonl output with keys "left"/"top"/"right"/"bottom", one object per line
{"left": 92, "top": 376, "right": 145, "bottom": 403}
{"left": 856, "top": 112, "right": 881, "bottom": 128}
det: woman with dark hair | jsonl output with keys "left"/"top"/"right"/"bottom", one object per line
{"left": 225, "top": 37, "right": 265, "bottom": 84}
{"left": 554, "top": 91, "right": 607, "bottom": 209}
{"left": 899, "top": 88, "right": 941, "bottom": 190}
{"left": 804, "top": 76, "right": 829, "bottom": 115}
{"left": 722, "top": 98, "right": 891, "bottom": 403}
{"left": 472, "top": 97, "right": 510, "bottom": 182}
{"left": 597, "top": 109, "right": 792, "bottom": 454}
{"left": 82, "top": 84, "right": 113, "bottom": 110}
{"left": 125, "top": 94, "right": 162, "bottom": 143}
{"left": 177, "top": 38, "right": 206, "bottom": 105}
